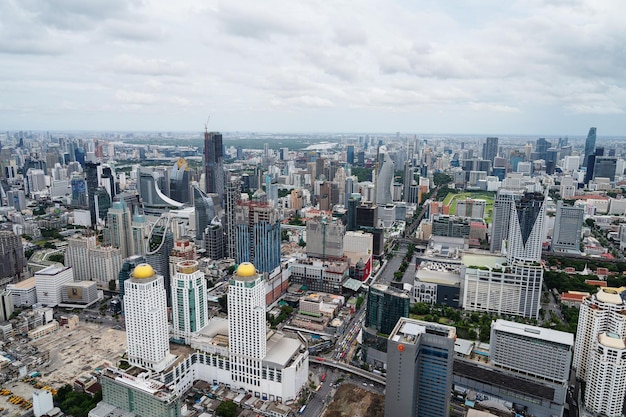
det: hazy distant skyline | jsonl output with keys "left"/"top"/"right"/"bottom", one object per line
{"left": 2, "top": 0, "right": 625, "bottom": 135}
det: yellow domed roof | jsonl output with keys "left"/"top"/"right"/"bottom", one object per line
{"left": 133, "top": 264, "right": 155, "bottom": 279}
{"left": 236, "top": 262, "right": 257, "bottom": 277}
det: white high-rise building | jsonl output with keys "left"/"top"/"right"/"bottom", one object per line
{"left": 585, "top": 332, "right": 626, "bottom": 417}
{"left": 171, "top": 260, "right": 208, "bottom": 343}
{"left": 65, "top": 235, "right": 97, "bottom": 281}
{"left": 90, "top": 246, "right": 123, "bottom": 289}
{"left": 124, "top": 263, "right": 175, "bottom": 372}
{"left": 105, "top": 200, "right": 134, "bottom": 259}
{"left": 34, "top": 265, "right": 74, "bottom": 307}
{"left": 506, "top": 192, "right": 546, "bottom": 263}
{"left": 552, "top": 200, "right": 583, "bottom": 254}
{"left": 228, "top": 262, "right": 266, "bottom": 389}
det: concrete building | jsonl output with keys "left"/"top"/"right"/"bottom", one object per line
{"left": 235, "top": 201, "right": 281, "bottom": 273}
{"left": 90, "top": 246, "right": 123, "bottom": 289}
{"left": 456, "top": 198, "right": 486, "bottom": 219}
{"left": 60, "top": 281, "right": 99, "bottom": 306}
{"left": 490, "top": 190, "right": 522, "bottom": 254}
{"left": 105, "top": 200, "right": 134, "bottom": 259}
{"left": 288, "top": 258, "right": 350, "bottom": 294}
{"left": 32, "top": 389, "right": 54, "bottom": 417}
{"left": 6, "top": 277, "right": 37, "bottom": 307}
{"left": 306, "top": 216, "right": 345, "bottom": 259}
{"left": 585, "top": 332, "right": 626, "bottom": 417}
{"left": 385, "top": 318, "right": 456, "bottom": 417}
{"left": 552, "top": 201, "right": 583, "bottom": 254}
{"left": 123, "top": 264, "right": 175, "bottom": 372}
{"left": 171, "top": 260, "right": 208, "bottom": 344}
{"left": 65, "top": 235, "right": 98, "bottom": 281}
{"left": 0, "top": 230, "right": 26, "bottom": 286}
{"left": 0, "top": 290, "right": 14, "bottom": 322}
{"left": 34, "top": 265, "right": 74, "bottom": 307}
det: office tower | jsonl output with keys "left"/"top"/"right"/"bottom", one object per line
{"left": 65, "top": 235, "right": 97, "bottom": 281}
{"left": 366, "top": 283, "right": 410, "bottom": 335}
{"left": 171, "top": 260, "right": 208, "bottom": 343}
{"left": 306, "top": 217, "right": 345, "bottom": 259}
{"left": 507, "top": 192, "right": 546, "bottom": 263}
{"left": 535, "top": 137, "right": 551, "bottom": 160}
{"left": 123, "top": 263, "right": 174, "bottom": 372}
{"left": 90, "top": 246, "right": 123, "bottom": 289}
{"left": 94, "top": 187, "right": 112, "bottom": 223}
{"left": 105, "top": 200, "right": 134, "bottom": 259}
{"left": 346, "top": 196, "right": 358, "bottom": 232}
{"left": 490, "top": 320, "right": 573, "bottom": 385}
{"left": 315, "top": 157, "right": 325, "bottom": 180}
{"left": 482, "top": 136, "right": 498, "bottom": 163}
{"left": 236, "top": 146, "right": 243, "bottom": 160}
{"left": 7, "top": 189, "right": 26, "bottom": 211}
{"left": 375, "top": 152, "right": 394, "bottom": 205}
{"left": 224, "top": 177, "right": 241, "bottom": 259}
{"left": 131, "top": 210, "right": 149, "bottom": 257}
{"left": 25, "top": 169, "right": 46, "bottom": 197}
{"left": 203, "top": 130, "right": 224, "bottom": 197}
{"left": 203, "top": 219, "right": 225, "bottom": 260}
{"left": 169, "top": 158, "right": 190, "bottom": 204}
{"left": 100, "top": 368, "right": 180, "bottom": 416}
{"left": 85, "top": 162, "right": 100, "bottom": 226}
{"left": 138, "top": 169, "right": 184, "bottom": 214}
{"left": 228, "top": 262, "right": 266, "bottom": 389}
{"left": 101, "top": 165, "right": 116, "bottom": 200}
{"left": 583, "top": 127, "right": 597, "bottom": 167}
{"left": 34, "top": 265, "right": 74, "bottom": 307}
{"left": 145, "top": 214, "right": 175, "bottom": 306}
{"left": 193, "top": 186, "right": 216, "bottom": 241}
{"left": 573, "top": 288, "right": 626, "bottom": 416}
{"left": 552, "top": 200, "right": 583, "bottom": 254}
{"left": 118, "top": 255, "right": 145, "bottom": 300}
{"left": 593, "top": 156, "right": 617, "bottom": 181}
{"left": 385, "top": 318, "right": 455, "bottom": 417}
{"left": 235, "top": 201, "right": 281, "bottom": 273}
{"left": 346, "top": 145, "right": 354, "bottom": 164}
{"left": 70, "top": 175, "right": 88, "bottom": 208}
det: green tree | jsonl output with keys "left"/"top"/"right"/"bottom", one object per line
{"left": 48, "top": 253, "right": 65, "bottom": 264}
{"left": 410, "top": 302, "right": 431, "bottom": 315}
{"left": 356, "top": 296, "right": 365, "bottom": 309}
{"left": 108, "top": 280, "right": 117, "bottom": 291}
{"left": 433, "top": 172, "right": 453, "bottom": 187}
{"left": 281, "top": 230, "right": 289, "bottom": 241}
{"left": 351, "top": 167, "right": 373, "bottom": 182}
{"left": 216, "top": 400, "right": 238, "bottom": 417}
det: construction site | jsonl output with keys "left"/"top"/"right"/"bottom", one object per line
{"left": 0, "top": 320, "right": 127, "bottom": 416}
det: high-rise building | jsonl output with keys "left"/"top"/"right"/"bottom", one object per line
{"left": 65, "top": 234, "right": 98, "bottom": 281}
{"left": 507, "top": 192, "right": 546, "bottom": 263}
{"left": 235, "top": 201, "right": 281, "bottom": 273}
{"left": 552, "top": 200, "right": 583, "bottom": 254}
{"left": 131, "top": 210, "right": 149, "bottom": 257}
{"left": 482, "top": 136, "right": 498, "bottom": 163}
{"left": 346, "top": 145, "right": 355, "bottom": 164}
{"left": 0, "top": 230, "right": 26, "bottom": 286}
{"left": 385, "top": 318, "right": 456, "bottom": 417}
{"left": 203, "top": 131, "right": 224, "bottom": 197}
{"left": 224, "top": 177, "right": 241, "bottom": 259}
{"left": 105, "top": 200, "right": 134, "bottom": 259}
{"left": 593, "top": 156, "right": 617, "bottom": 181}
{"left": 118, "top": 255, "right": 145, "bottom": 300}
{"left": 70, "top": 175, "right": 88, "bottom": 208}
{"left": 7, "top": 189, "right": 26, "bottom": 211}
{"left": 169, "top": 158, "right": 190, "bottom": 204}
{"left": 85, "top": 162, "right": 100, "bottom": 226}
{"left": 203, "top": 219, "right": 225, "bottom": 260}
{"left": 366, "top": 283, "right": 410, "bottom": 335}
{"left": 193, "top": 186, "right": 216, "bottom": 242}
{"left": 145, "top": 214, "right": 175, "bottom": 306}
{"left": 171, "top": 260, "right": 208, "bottom": 344}
{"left": 123, "top": 263, "right": 174, "bottom": 372}
{"left": 583, "top": 127, "right": 597, "bottom": 168}
{"left": 490, "top": 188, "right": 522, "bottom": 253}
{"left": 490, "top": 319, "right": 573, "bottom": 385}
{"left": 228, "top": 262, "right": 266, "bottom": 390}
{"left": 305, "top": 217, "right": 345, "bottom": 259}
{"left": 34, "top": 265, "right": 74, "bottom": 307}
{"left": 573, "top": 287, "right": 626, "bottom": 416}
{"left": 90, "top": 246, "right": 123, "bottom": 289}
{"left": 375, "top": 152, "right": 394, "bottom": 205}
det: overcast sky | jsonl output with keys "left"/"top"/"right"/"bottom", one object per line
{"left": 1, "top": 0, "right": 625, "bottom": 135}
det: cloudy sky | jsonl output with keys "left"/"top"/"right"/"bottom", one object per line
{"left": 1, "top": 0, "right": 625, "bottom": 135}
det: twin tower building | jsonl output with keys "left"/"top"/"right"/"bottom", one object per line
{"left": 118, "top": 260, "right": 308, "bottom": 407}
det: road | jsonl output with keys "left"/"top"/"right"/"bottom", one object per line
{"left": 302, "top": 365, "right": 341, "bottom": 417}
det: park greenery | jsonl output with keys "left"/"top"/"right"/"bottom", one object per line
{"left": 216, "top": 400, "right": 239, "bottom": 417}
{"left": 54, "top": 384, "right": 102, "bottom": 417}
{"left": 350, "top": 167, "right": 372, "bottom": 182}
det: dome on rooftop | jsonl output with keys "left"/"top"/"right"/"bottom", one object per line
{"left": 132, "top": 264, "right": 155, "bottom": 279}
{"left": 236, "top": 262, "right": 257, "bottom": 277}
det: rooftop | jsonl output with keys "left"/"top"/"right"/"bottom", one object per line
{"left": 492, "top": 319, "right": 574, "bottom": 346}
{"left": 263, "top": 333, "right": 303, "bottom": 368}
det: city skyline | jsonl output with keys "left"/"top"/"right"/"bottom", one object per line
{"left": 1, "top": 1, "right": 626, "bottom": 134}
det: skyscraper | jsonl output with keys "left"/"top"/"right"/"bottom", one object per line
{"left": 123, "top": 263, "right": 174, "bottom": 372}
{"left": 507, "top": 192, "right": 546, "bottom": 263}
{"left": 366, "top": 283, "right": 410, "bottom": 335}
{"left": 65, "top": 234, "right": 98, "bottom": 281}
{"left": 593, "top": 156, "right": 617, "bottom": 181}
{"left": 346, "top": 145, "right": 355, "bottom": 164}
{"left": 171, "top": 260, "right": 208, "bottom": 344}
{"left": 118, "top": 255, "right": 145, "bottom": 300}
{"left": 490, "top": 190, "right": 522, "bottom": 254}
{"left": 224, "top": 177, "right": 241, "bottom": 260}
{"left": 385, "top": 318, "right": 456, "bottom": 417}
{"left": 552, "top": 200, "right": 583, "bottom": 254}
{"left": 203, "top": 130, "right": 224, "bottom": 197}
{"left": 583, "top": 127, "right": 597, "bottom": 167}
{"left": 375, "top": 152, "right": 394, "bottom": 205}
{"left": 193, "top": 186, "right": 216, "bottom": 242}
{"left": 228, "top": 262, "right": 266, "bottom": 390}
{"left": 235, "top": 201, "right": 281, "bottom": 273}
{"left": 573, "top": 287, "right": 626, "bottom": 416}
{"left": 482, "top": 136, "right": 498, "bottom": 163}
{"left": 105, "top": 200, "right": 134, "bottom": 259}
{"left": 305, "top": 217, "right": 345, "bottom": 259}
{"left": 70, "top": 175, "right": 88, "bottom": 208}
{"left": 203, "top": 218, "right": 225, "bottom": 260}
{"left": 0, "top": 230, "right": 26, "bottom": 286}
{"left": 85, "top": 162, "right": 100, "bottom": 226}
{"left": 169, "top": 158, "right": 190, "bottom": 204}
{"left": 145, "top": 214, "right": 175, "bottom": 306}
